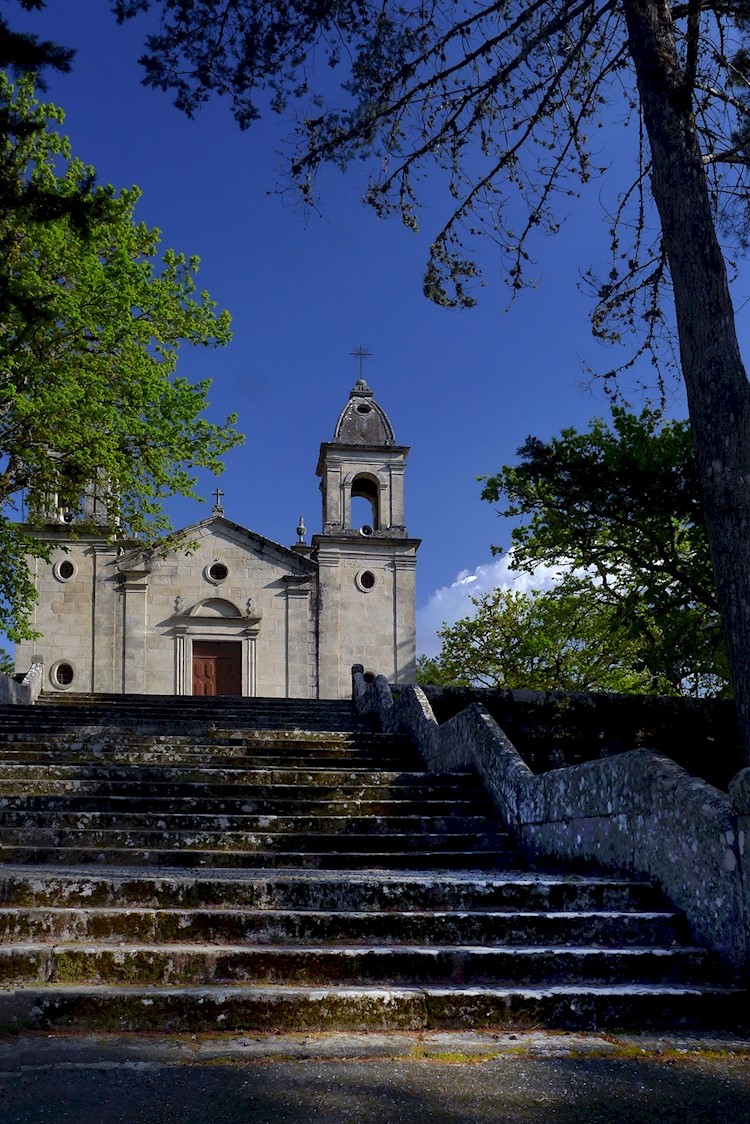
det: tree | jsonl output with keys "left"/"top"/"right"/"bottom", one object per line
{"left": 0, "top": 3, "right": 105, "bottom": 252}
{"left": 419, "top": 584, "right": 657, "bottom": 692}
{"left": 0, "top": 1, "right": 73, "bottom": 83}
{"left": 0, "top": 74, "right": 241, "bottom": 640}
{"left": 113, "top": 1, "right": 750, "bottom": 761}
{"left": 481, "top": 407, "right": 730, "bottom": 694}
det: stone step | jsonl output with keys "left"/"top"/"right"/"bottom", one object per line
{"left": 0, "top": 764, "right": 459, "bottom": 786}
{"left": 1, "top": 982, "right": 744, "bottom": 1034}
{"left": 0, "top": 795, "right": 478, "bottom": 817}
{"left": 0, "top": 731, "right": 404, "bottom": 750}
{"left": 0, "top": 828, "right": 506, "bottom": 853}
{"left": 0, "top": 868, "right": 665, "bottom": 909}
{"left": 3, "top": 717, "right": 364, "bottom": 729}
{"left": 0, "top": 847, "right": 513, "bottom": 870}
{"left": 0, "top": 752, "right": 415, "bottom": 771}
{"left": 0, "top": 869, "right": 669, "bottom": 913}
{"left": 35, "top": 693, "right": 359, "bottom": 713}
{"left": 0, "top": 907, "right": 685, "bottom": 948}
{"left": 0, "top": 780, "right": 478, "bottom": 801}
{"left": 2, "top": 695, "right": 743, "bottom": 1034}
{"left": 0, "top": 942, "right": 714, "bottom": 989}
{"left": 35, "top": 694, "right": 359, "bottom": 710}
{"left": 0, "top": 734, "right": 411, "bottom": 753}
{"left": 0, "top": 810, "right": 496, "bottom": 835}
{"left": 23, "top": 701, "right": 367, "bottom": 734}
{"left": 0, "top": 729, "right": 408, "bottom": 746}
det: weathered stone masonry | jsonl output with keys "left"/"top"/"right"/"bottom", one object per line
{"left": 353, "top": 667, "right": 750, "bottom": 976}
{"left": 15, "top": 381, "right": 420, "bottom": 700}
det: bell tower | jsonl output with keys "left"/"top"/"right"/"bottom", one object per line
{"left": 313, "top": 379, "right": 420, "bottom": 697}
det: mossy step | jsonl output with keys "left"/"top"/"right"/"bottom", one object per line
{"left": 0, "top": 796, "right": 478, "bottom": 817}
{"left": 0, "top": 764, "right": 440, "bottom": 782}
{"left": 0, "top": 781, "right": 478, "bottom": 801}
{"left": 0, "top": 907, "right": 685, "bottom": 948}
{"left": 0, "top": 759, "right": 416, "bottom": 777}
{"left": 33, "top": 699, "right": 359, "bottom": 715}
{"left": 0, "top": 786, "right": 481, "bottom": 804}
{"left": 0, "top": 870, "right": 667, "bottom": 913}
{"left": 1, "top": 982, "right": 745, "bottom": 1034}
{"left": 0, "top": 739, "right": 410, "bottom": 753}
{"left": 0, "top": 735, "right": 412, "bottom": 754}
{"left": 0, "top": 829, "right": 506, "bottom": 854}
{"left": 0, "top": 734, "right": 411, "bottom": 749}
{"left": 14, "top": 720, "right": 365, "bottom": 737}
{"left": 0, "top": 942, "right": 714, "bottom": 988}
{"left": 0, "top": 847, "right": 513, "bottom": 870}
{"left": 0, "top": 726, "right": 397, "bottom": 739}
{"left": 0, "top": 811, "right": 495, "bottom": 835}
{"left": 0, "top": 765, "right": 455, "bottom": 785}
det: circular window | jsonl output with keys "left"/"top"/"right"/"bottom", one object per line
{"left": 53, "top": 558, "right": 77, "bottom": 582}
{"left": 356, "top": 570, "right": 376, "bottom": 592}
{"left": 356, "top": 403, "right": 372, "bottom": 414}
{"left": 204, "top": 561, "right": 229, "bottom": 584}
{"left": 50, "top": 660, "right": 75, "bottom": 689}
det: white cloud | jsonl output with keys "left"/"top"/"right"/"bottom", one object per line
{"left": 416, "top": 554, "right": 564, "bottom": 657}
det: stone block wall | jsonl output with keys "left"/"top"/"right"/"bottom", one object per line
{"left": 354, "top": 668, "right": 750, "bottom": 974}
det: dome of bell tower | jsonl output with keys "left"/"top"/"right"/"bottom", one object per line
{"left": 332, "top": 379, "right": 396, "bottom": 446}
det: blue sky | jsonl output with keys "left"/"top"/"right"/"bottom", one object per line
{"left": 10, "top": 1, "right": 728, "bottom": 658}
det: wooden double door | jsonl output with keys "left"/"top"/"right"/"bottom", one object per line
{"left": 192, "top": 640, "right": 243, "bottom": 696}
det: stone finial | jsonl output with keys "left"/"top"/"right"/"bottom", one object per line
{"left": 351, "top": 377, "right": 373, "bottom": 396}
{"left": 296, "top": 515, "right": 306, "bottom": 544}
{"left": 212, "top": 487, "right": 225, "bottom": 515}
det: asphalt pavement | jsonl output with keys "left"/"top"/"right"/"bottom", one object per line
{"left": 1, "top": 1031, "right": 750, "bottom": 1123}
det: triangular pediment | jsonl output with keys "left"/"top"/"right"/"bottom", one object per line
{"left": 115, "top": 515, "right": 316, "bottom": 575}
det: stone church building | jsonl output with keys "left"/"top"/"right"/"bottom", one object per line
{"left": 15, "top": 380, "right": 420, "bottom": 699}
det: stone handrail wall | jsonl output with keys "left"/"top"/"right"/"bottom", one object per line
{"left": 351, "top": 666, "right": 750, "bottom": 974}
{"left": 0, "top": 659, "right": 43, "bottom": 705}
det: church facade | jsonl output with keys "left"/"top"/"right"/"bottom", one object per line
{"left": 15, "top": 380, "right": 420, "bottom": 699}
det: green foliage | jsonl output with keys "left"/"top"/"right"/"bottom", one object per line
{"left": 479, "top": 408, "right": 728, "bottom": 695}
{"left": 0, "top": 74, "right": 242, "bottom": 639}
{"left": 421, "top": 584, "right": 655, "bottom": 693}
{"left": 416, "top": 654, "right": 456, "bottom": 689}
{"left": 0, "top": 1, "right": 74, "bottom": 85}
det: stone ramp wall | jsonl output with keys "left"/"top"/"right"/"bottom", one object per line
{"left": 421, "top": 685, "right": 741, "bottom": 791}
{"left": 0, "top": 660, "right": 44, "bottom": 705}
{"left": 352, "top": 665, "right": 750, "bottom": 976}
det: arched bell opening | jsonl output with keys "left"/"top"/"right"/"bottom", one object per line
{"left": 350, "top": 474, "right": 380, "bottom": 532}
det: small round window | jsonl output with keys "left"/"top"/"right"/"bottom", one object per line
{"left": 53, "top": 558, "right": 77, "bottom": 582}
{"left": 50, "top": 660, "right": 75, "bottom": 689}
{"left": 356, "top": 570, "right": 376, "bottom": 592}
{"left": 205, "top": 561, "right": 229, "bottom": 584}
{"left": 356, "top": 403, "right": 372, "bottom": 414}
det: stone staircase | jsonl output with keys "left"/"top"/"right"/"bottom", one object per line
{"left": 0, "top": 693, "right": 744, "bottom": 1033}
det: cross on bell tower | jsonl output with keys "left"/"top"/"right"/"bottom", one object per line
{"left": 351, "top": 345, "right": 372, "bottom": 379}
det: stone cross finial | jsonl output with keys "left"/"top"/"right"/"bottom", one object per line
{"left": 212, "top": 487, "right": 225, "bottom": 514}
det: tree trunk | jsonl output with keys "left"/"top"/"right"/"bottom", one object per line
{"left": 623, "top": 0, "right": 750, "bottom": 765}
